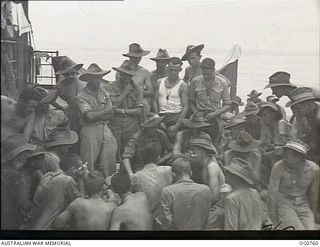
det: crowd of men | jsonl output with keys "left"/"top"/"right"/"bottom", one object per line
{"left": 1, "top": 43, "right": 319, "bottom": 231}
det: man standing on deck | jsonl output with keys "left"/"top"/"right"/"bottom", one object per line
{"left": 153, "top": 57, "right": 189, "bottom": 140}
{"left": 106, "top": 60, "right": 144, "bottom": 161}
{"left": 188, "top": 58, "right": 232, "bottom": 146}
{"left": 181, "top": 44, "right": 204, "bottom": 84}
{"left": 150, "top": 49, "right": 170, "bottom": 101}
{"left": 118, "top": 43, "right": 153, "bottom": 116}
{"left": 77, "top": 64, "right": 117, "bottom": 177}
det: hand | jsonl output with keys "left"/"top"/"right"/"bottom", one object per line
{"left": 167, "top": 124, "right": 179, "bottom": 137}
{"left": 205, "top": 112, "right": 218, "bottom": 122}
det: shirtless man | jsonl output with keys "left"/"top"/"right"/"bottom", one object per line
{"left": 187, "top": 132, "right": 225, "bottom": 203}
{"left": 109, "top": 172, "right": 153, "bottom": 230}
{"left": 53, "top": 172, "right": 118, "bottom": 230}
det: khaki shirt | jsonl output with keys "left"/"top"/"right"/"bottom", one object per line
{"left": 189, "top": 73, "right": 231, "bottom": 112}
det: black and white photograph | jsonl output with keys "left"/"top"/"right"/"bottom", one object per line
{"left": 1, "top": 0, "right": 319, "bottom": 240}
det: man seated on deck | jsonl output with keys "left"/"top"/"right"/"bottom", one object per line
{"left": 132, "top": 146, "right": 172, "bottom": 219}
{"left": 53, "top": 171, "right": 119, "bottom": 230}
{"left": 153, "top": 57, "right": 189, "bottom": 140}
{"left": 156, "top": 157, "right": 212, "bottom": 230}
{"left": 109, "top": 172, "right": 153, "bottom": 230}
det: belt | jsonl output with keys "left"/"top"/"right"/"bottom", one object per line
{"left": 281, "top": 193, "right": 305, "bottom": 202}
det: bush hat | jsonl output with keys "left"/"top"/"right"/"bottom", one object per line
{"left": 247, "top": 89, "right": 262, "bottom": 98}
{"left": 150, "top": 49, "right": 170, "bottom": 61}
{"left": 266, "top": 95, "right": 279, "bottom": 103}
{"left": 55, "top": 57, "right": 83, "bottom": 75}
{"left": 112, "top": 60, "right": 137, "bottom": 76}
{"left": 44, "top": 127, "right": 78, "bottom": 148}
{"left": 188, "top": 132, "right": 217, "bottom": 155}
{"left": 231, "top": 96, "right": 244, "bottom": 106}
{"left": 282, "top": 139, "right": 309, "bottom": 156}
{"left": 142, "top": 114, "right": 164, "bottom": 128}
{"left": 182, "top": 112, "right": 211, "bottom": 129}
{"left": 223, "top": 158, "right": 255, "bottom": 185}
{"left": 123, "top": 43, "right": 150, "bottom": 58}
{"left": 229, "top": 130, "right": 260, "bottom": 152}
{"left": 257, "top": 102, "right": 283, "bottom": 120}
{"left": 2, "top": 134, "right": 36, "bottom": 163}
{"left": 285, "top": 87, "right": 317, "bottom": 108}
{"left": 181, "top": 44, "right": 204, "bottom": 61}
{"left": 264, "top": 71, "right": 297, "bottom": 89}
{"left": 79, "top": 63, "right": 111, "bottom": 82}
{"left": 224, "top": 118, "right": 246, "bottom": 129}
{"left": 237, "top": 102, "right": 259, "bottom": 117}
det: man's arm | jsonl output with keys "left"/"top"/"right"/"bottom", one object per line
{"left": 122, "top": 135, "right": 138, "bottom": 175}
{"left": 23, "top": 112, "right": 36, "bottom": 142}
{"left": 152, "top": 80, "right": 160, "bottom": 114}
{"left": 207, "top": 161, "right": 222, "bottom": 204}
{"left": 307, "top": 164, "right": 319, "bottom": 215}
{"left": 172, "top": 131, "right": 188, "bottom": 159}
{"left": 167, "top": 83, "right": 189, "bottom": 137}
{"left": 266, "top": 162, "right": 282, "bottom": 224}
{"left": 53, "top": 200, "right": 76, "bottom": 229}
{"left": 109, "top": 209, "right": 122, "bottom": 230}
{"left": 142, "top": 70, "right": 153, "bottom": 98}
{"left": 109, "top": 83, "right": 134, "bottom": 108}
{"left": 156, "top": 188, "right": 173, "bottom": 230}
{"left": 224, "top": 197, "right": 239, "bottom": 230}
{"left": 188, "top": 78, "right": 198, "bottom": 114}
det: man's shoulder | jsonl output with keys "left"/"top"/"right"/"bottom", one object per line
{"left": 215, "top": 72, "right": 229, "bottom": 87}
{"left": 77, "top": 86, "right": 89, "bottom": 97}
{"left": 306, "top": 160, "right": 319, "bottom": 172}
{"left": 137, "top": 66, "right": 150, "bottom": 76}
{"left": 225, "top": 187, "right": 258, "bottom": 201}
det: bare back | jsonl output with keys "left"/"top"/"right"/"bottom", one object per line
{"left": 110, "top": 192, "right": 153, "bottom": 230}
{"left": 68, "top": 197, "right": 117, "bottom": 230}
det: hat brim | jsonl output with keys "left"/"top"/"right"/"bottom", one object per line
{"left": 112, "top": 67, "right": 136, "bottom": 76}
{"left": 79, "top": 70, "right": 111, "bottom": 82}
{"left": 223, "top": 166, "right": 254, "bottom": 185}
{"left": 27, "top": 151, "right": 46, "bottom": 159}
{"left": 142, "top": 116, "right": 164, "bottom": 128}
{"left": 182, "top": 118, "right": 211, "bottom": 129}
{"left": 181, "top": 44, "right": 204, "bottom": 61}
{"left": 257, "top": 105, "right": 283, "bottom": 120}
{"left": 187, "top": 143, "right": 217, "bottom": 155}
{"left": 150, "top": 57, "right": 171, "bottom": 61}
{"left": 228, "top": 140, "right": 260, "bottom": 153}
{"left": 123, "top": 50, "right": 151, "bottom": 58}
{"left": 2, "top": 143, "right": 36, "bottom": 163}
{"left": 231, "top": 101, "right": 244, "bottom": 107}
{"left": 264, "top": 83, "right": 297, "bottom": 89}
{"left": 44, "top": 130, "right": 78, "bottom": 148}
{"left": 55, "top": 64, "right": 84, "bottom": 75}
{"left": 282, "top": 146, "right": 307, "bottom": 156}
{"left": 224, "top": 121, "right": 246, "bottom": 129}
{"left": 285, "top": 96, "right": 317, "bottom": 108}
{"left": 247, "top": 93, "right": 262, "bottom": 98}
{"left": 40, "top": 89, "right": 58, "bottom": 104}
{"left": 237, "top": 110, "right": 259, "bottom": 118}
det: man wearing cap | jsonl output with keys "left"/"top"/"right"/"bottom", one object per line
{"left": 267, "top": 139, "right": 319, "bottom": 230}
{"left": 224, "top": 158, "right": 263, "bottom": 230}
{"left": 224, "top": 130, "right": 262, "bottom": 180}
{"left": 156, "top": 158, "right": 212, "bottom": 230}
{"left": 150, "top": 49, "right": 170, "bottom": 96}
{"left": 187, "top": 132, "right": 225, "bottom": 204}
{"left": 223, "top": 117, "right": 247, "bottom": 152}
{"left": 131, "top": 146, "right": 173, "bottom": 219}
{"left": 181, "top": 44, "right": 204, "bottom": 84}
{"left": 286, "top": 87, "right": 320, "bottom": 164}
{"left": 120, "top": 43, "right": 153, "bottom": 115}
{"left": 54, "top": 171, "right": 119, "bottom": 230}
{"left": 106, "top": 60, "right": 144, "bottom": 160}
{"left": 237, "top": 102, "right": 262, "bottom": 140}
{"left": 1, "top": 134, "right": 37, "bottom": 229}
{"left": 76, "top": 64, "right": 117, "bottom": 177}
{"left": 153, "top": 57, "right": 189, "bottom": 139}
{"left": 122, "top": 114, "right": 172, "bottom": 175}
{"left": 189, "top": 57, "right": 232, "bottom": 146}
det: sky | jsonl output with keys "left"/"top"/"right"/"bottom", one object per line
{"left": 29, "top": 0, "right": 319, "bottom": 55}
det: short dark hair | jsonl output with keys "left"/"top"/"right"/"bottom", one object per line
{"left": 111, "top": 172, "right": 131, "bottom": 194}
{"left": 200, "top": 58, "right": 216, "bottom": 70}
{"left": 84, "top": 171, "right": 105, "bottom": 197}
{"left": 168, "top": 57, "right": 183, "bottom": 66}
{"left": 142, "top": 145, "right": 161, "bottom": 165}
{"left": 59, "top": 153, "right": 81, "bottom": 172}
{"left": 171, "top": 157, "right": 191, "bottom": 176}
